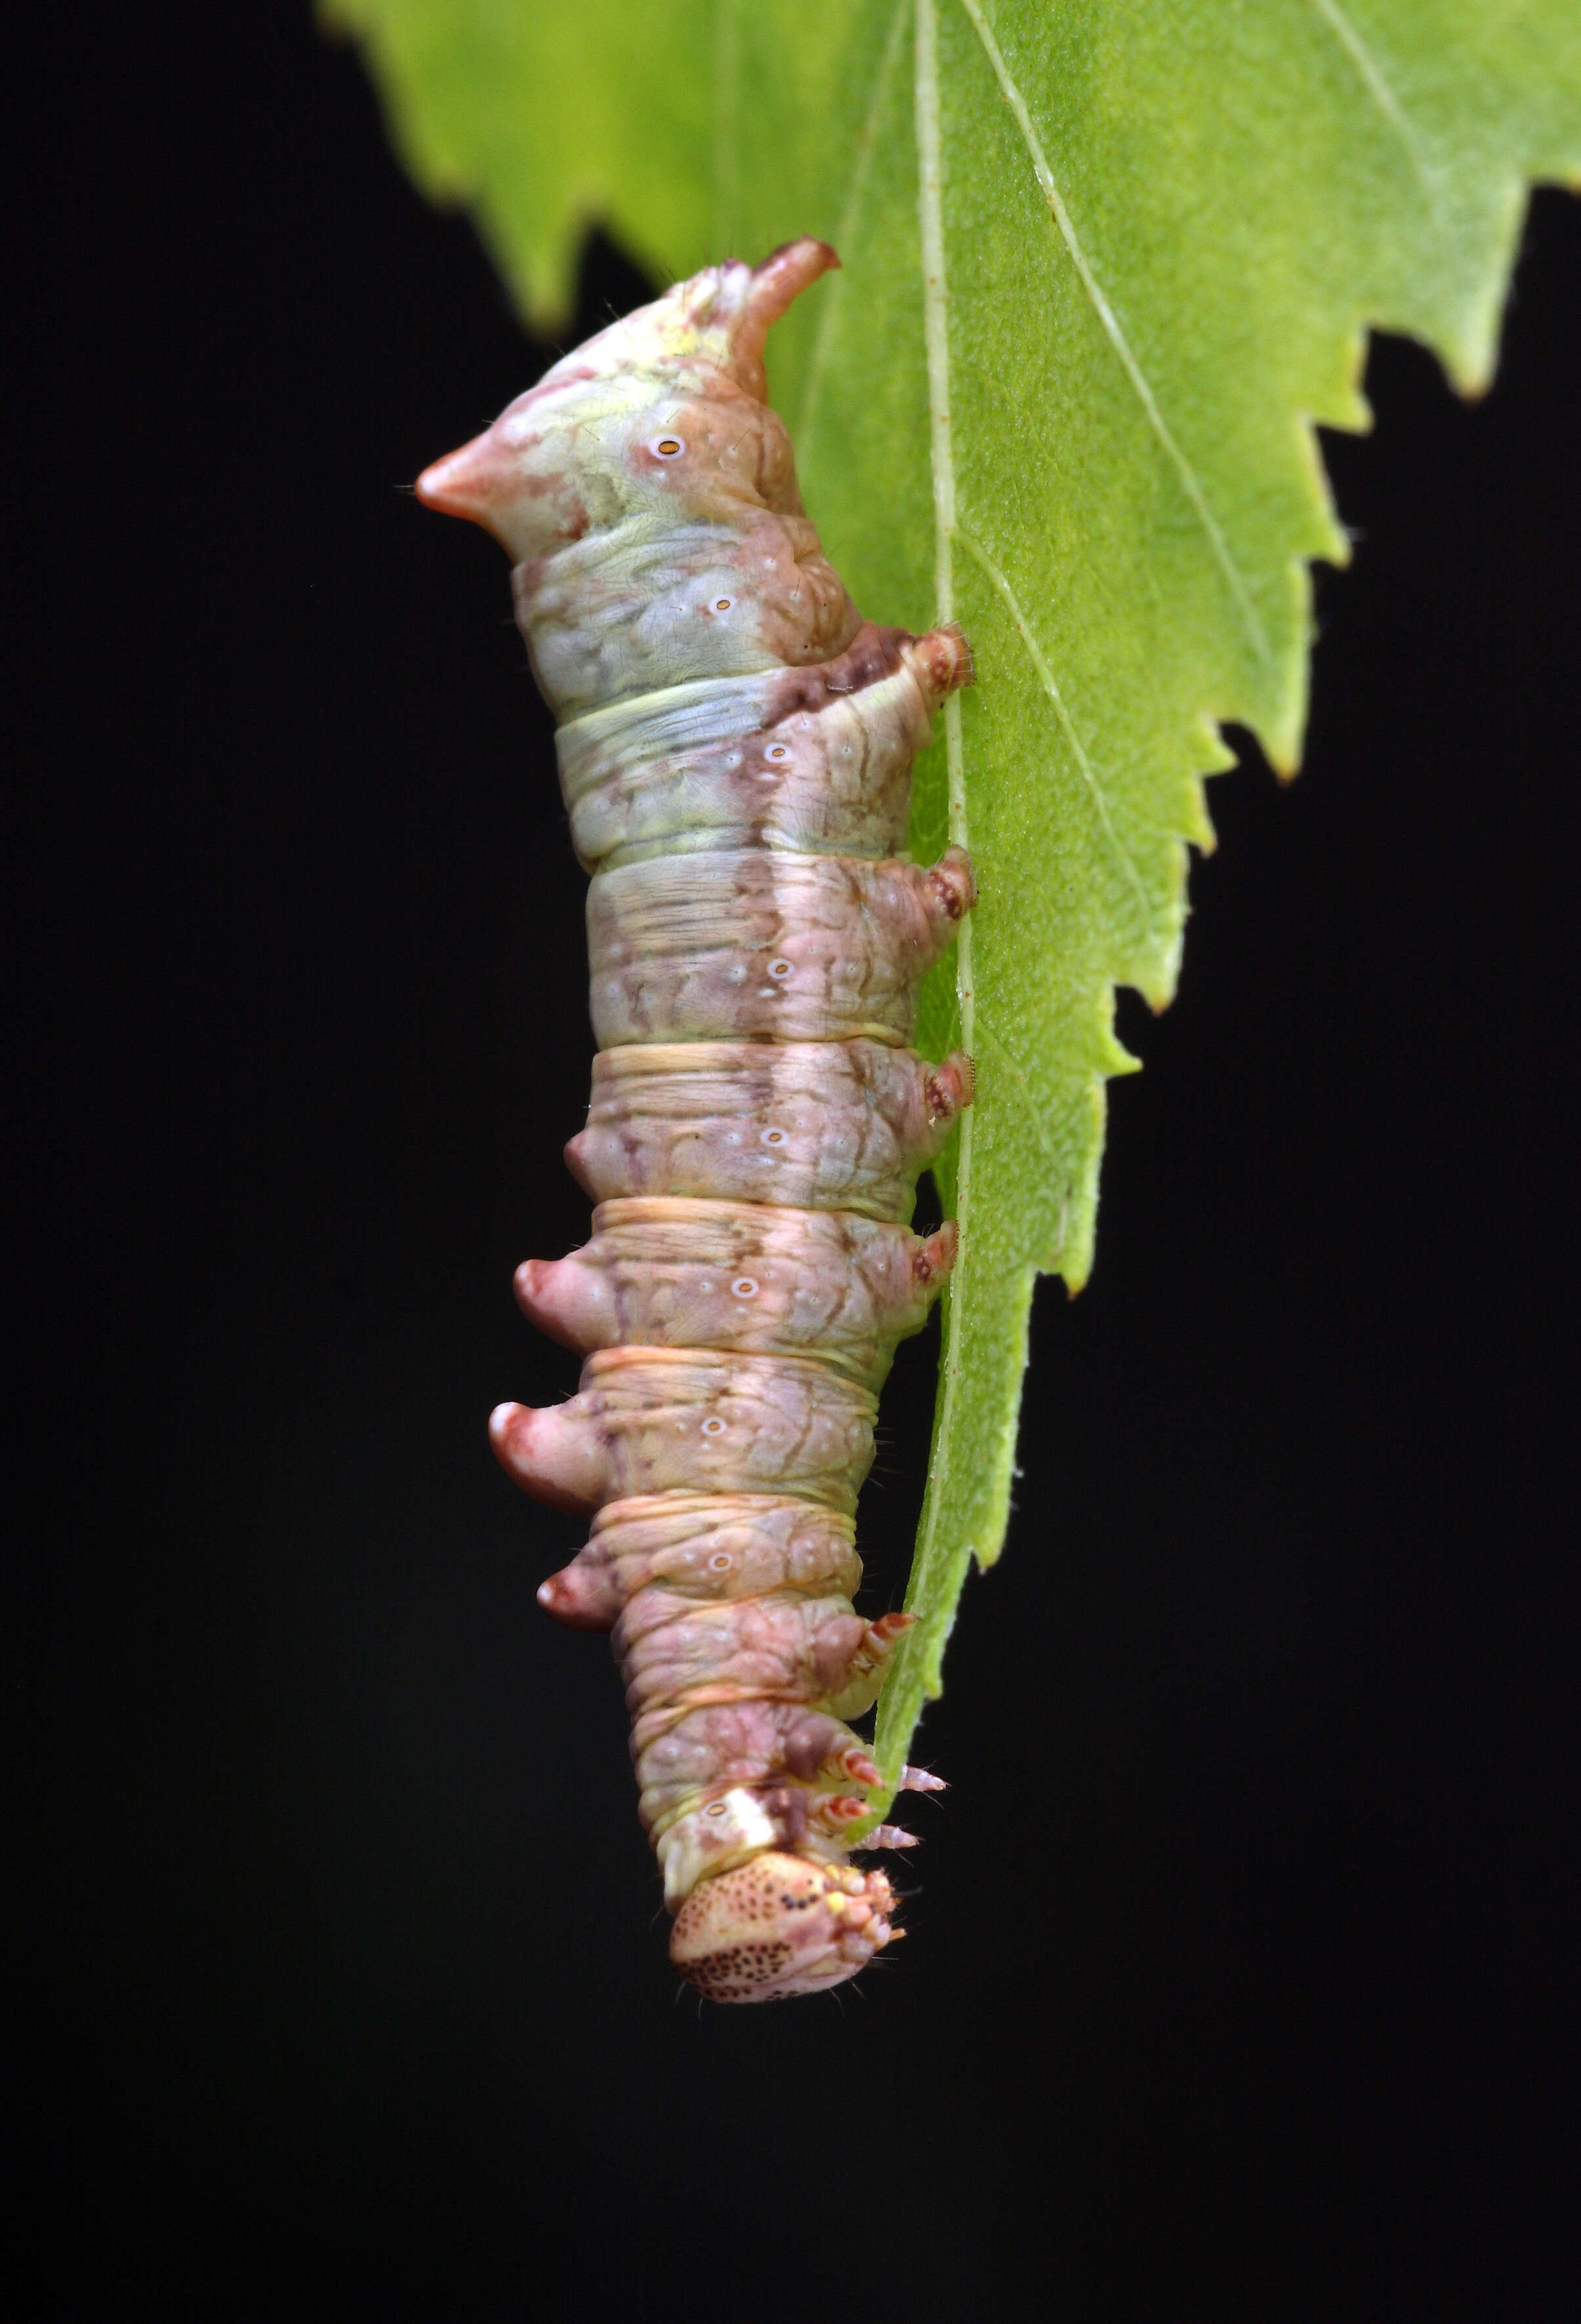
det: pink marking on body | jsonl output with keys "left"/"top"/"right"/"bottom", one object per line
{"left": 716, "top": 239, "right": 840, "bottom": 402}
{"left": 415, "top": 433, "right": 520, "bottom": 530}
{"left": 810, "top": 1793, "right": 871, "bottom": 1833}
{"left": 837, "top": 1747, "right": 884, "bottom": 1791}
{"left": 867, "top": 1611, "right": 920, "bottom": 1647}
{"left": 913, "top": 1222, "right": 959, "bottom": 1287}
{"left": 513, "top": 1254, "right": 609, "bottom": 1352}
{"left": 489, "top": 1399, "right": 605, "bottom": 1514}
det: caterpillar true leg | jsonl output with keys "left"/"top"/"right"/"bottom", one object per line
{"left": 420, "top": 240, "right": 974, "bottom": 2001}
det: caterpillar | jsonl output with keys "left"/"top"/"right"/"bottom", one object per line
{"left": 417, "top": 239, "right": 975, "bottom": 2001}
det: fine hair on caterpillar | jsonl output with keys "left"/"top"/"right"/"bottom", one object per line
{"left": 418, "top": 238, "right": 973, "bottom": 2002}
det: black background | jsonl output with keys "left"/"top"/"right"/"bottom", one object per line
{"left": 7, "top": 7, "right": 1580, "bottom": 2319}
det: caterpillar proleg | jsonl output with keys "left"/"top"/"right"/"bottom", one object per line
{"left": 419, "top": 239, "right": 975, "bottom": 2001}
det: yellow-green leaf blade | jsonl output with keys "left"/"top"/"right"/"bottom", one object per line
{"left": 328, "top": 0, "right": 1581, "bottom": 1802}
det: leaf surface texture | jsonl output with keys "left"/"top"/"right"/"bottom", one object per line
{"left": 327, "top": 0, "right": 1581, "bottom": 1790}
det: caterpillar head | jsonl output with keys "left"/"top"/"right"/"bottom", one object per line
{"left": 669, "top": 1850, "right": 899, "bottom": 2004}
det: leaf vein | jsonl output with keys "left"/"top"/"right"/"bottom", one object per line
{"left": 897, "top": 0, "right": 974, "bottom": 1747}
{"left": 955, "top": 0, "right": 1273, "bottom": 671}
{"left": 1308, "top": 0, "right": 1438, "bottom": 199}
{"left": 797, "top": 0, "right": 912, "bottom": 450}
{"left": 975, "top": 1022, "right": 1063, "bottom": 1218}
{"left": 955, "top": 524, "right": 1158, "bottom": 939}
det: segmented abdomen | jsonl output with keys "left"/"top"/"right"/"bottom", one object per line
{"left": 418, "top": 239, "right": 974, "bottom": 2002}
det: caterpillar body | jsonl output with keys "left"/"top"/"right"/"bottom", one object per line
{"left": 418, "top": 239, "right": 975, "bottom": 2001}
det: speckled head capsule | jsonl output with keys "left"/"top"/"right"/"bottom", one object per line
{"left": 668, "top": 1852, "right": 900, "bottom": 2003}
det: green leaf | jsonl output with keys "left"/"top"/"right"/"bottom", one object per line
{"left": 327, "top": 0, "right": 1581, "bottom": 1803}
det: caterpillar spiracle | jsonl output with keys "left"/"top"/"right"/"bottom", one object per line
{"left": 418, "top": 239, "right": 975, "bottom": 2002}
